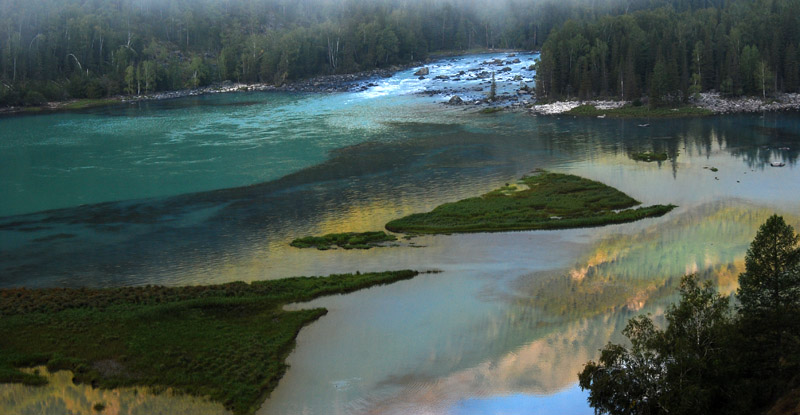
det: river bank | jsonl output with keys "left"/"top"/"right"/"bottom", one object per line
{"left": 0, "top": 64, "right": 422, "bottom": 116}
{"left": 0, "top": 49, "right": 533, "bottom": 116}
{"left": 528, "top": 91, "right": 800, "bottom": 117}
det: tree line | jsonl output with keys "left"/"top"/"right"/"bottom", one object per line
{"left": 535, "top": 0, "right": 800, "bottom": 105}
{"left": 0, "top": 0, "right": 636, "bottom": 107}
{"left": 580, "top": 215, "right": 800, "bottom": 414}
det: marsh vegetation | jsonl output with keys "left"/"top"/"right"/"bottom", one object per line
{"left": 0, "top": 270, "right": 419, "bottom": 415}
{"left": 290, "top": 231, "right": 397, "bottom": 250}
{"left": 385, "top": 170, "right": 675, "bottom": 234}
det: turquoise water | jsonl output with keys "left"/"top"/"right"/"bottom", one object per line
{"left": 0, "top": 92, "right": 439, "bottom": 217}
{"left": 2, "top": 52, "right": 800, "bottom": 415}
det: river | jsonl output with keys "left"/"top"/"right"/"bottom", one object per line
{"left": 1, "top": 52, "right": 799, "bottom": 414}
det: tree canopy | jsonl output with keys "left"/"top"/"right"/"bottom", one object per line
{"left": 579, "top": 215, "right": 800, "bottom": 415}
{"left": 0, "top": 0, "right": 631, "bottom": 107}
{"left": 535, "top": 0, "right": 800, "bottom": 104}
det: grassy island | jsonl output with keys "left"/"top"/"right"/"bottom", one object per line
{"left": 631, "top": 151, "right": 669, "bottom": 162}
{"left": 0, "top": 270, "right": 419, "bottom": 415}
{"left": 290, "top": 231, "right": 397, "bottom": 250}
{"left": 566, "top": 104, "right": 713, "bottom": 118}
{"left": 385, "top": 170, "right": 675, "bottom": 234}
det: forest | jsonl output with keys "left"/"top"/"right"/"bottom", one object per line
{"left": 0, "top": 0, "right": 596, "bottom": 107}
{"left": 3, "top": 0, "right": 798, "bottom": 107}
{"left": 535, "top": 0, "right": 800, "bottom": 104}
{"left": 1, "top": 0, "right": 761, "bottom": 108}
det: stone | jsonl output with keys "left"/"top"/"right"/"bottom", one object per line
{"left": 414, "top": 67, "right": 429, "bottom": 76}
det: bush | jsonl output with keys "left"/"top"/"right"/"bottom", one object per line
{"left": 23, "top": 91, "right": 47, "bottom": 106}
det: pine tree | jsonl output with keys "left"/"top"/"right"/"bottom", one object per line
{"left": 737, "top": 215, "right": 800, "bottom": 374}
{"left": 649, "top": 55, "right": 669, "bottom": 107}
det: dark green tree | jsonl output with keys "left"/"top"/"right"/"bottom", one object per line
{"left": 649, "top": 55, "right": 669, "bottom": 107}
{"left": 737, "top": 215, "right": 800, "bottom": 375}
{"left": 579, "top": 275, "right": 732, "bottom": 415}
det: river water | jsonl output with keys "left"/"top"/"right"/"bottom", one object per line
{"left": 1, "top": 52, "right": 799, "bottom": 414}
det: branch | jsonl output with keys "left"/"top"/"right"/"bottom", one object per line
{"left": 67, "top": 53, "right": 82, "bottom": 70}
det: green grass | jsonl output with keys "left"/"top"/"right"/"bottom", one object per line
{"left": 631, "top": 151, "right": 669, "bottom": 162}
{"left": 60, "top": 98, "right": 121, "bottom": 110}
{"left": 385, "top": 170, "right": 675, "bottom": 234}
{"left": 566, "top": 104, "right": 713, "bottom": 118}
{"left": 290, "top": 231, "right": 397, "bottom": 250}
{"left": 0, "top": 270, "right": 420, "bottom": 415}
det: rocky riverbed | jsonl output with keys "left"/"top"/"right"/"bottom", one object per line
{"left": 393, "top": 52, "right": 539, "bottom": 112}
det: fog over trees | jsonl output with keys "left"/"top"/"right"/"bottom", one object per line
{"left": 0, "top": 0, "right": 602, "bottom": 105}
{"left": 2, "top": 0, "right": 796, "bottom": 106}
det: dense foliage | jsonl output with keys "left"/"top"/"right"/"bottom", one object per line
{"left": 579, "top": 215, "right": 800, "bottom": 415}
{"left": 536, "top": 0, "right": 800, "bottom": 104}
{"left": 0, "top": 0, "right": 627, "bottom": 107}
{"left": 0, "top": 270, "right": 419, "bottom": 415}
{"left": 385, "top": 170, "right": 675, "bottom": 234}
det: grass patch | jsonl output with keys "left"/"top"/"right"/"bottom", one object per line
{"left": 385, "top": 170, "right": 675, "bottom": 234}
{"left": 566, "top": 104, "right": 713, "bottom": 118}
{"left": 290, "top": 231, "right": 397, "bottom": 250}
{"left": 60, "top": 98, "right": 121, "bottom": 110}
{"left": 0, "top": 270, "right": 419, "bottom": 415}
{"left": 631, "top": 151, "right": 669, "bottom": 162}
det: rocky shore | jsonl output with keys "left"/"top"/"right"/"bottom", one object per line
{"left": 693, "top": 92, "right": 800, "bottom": 114}
{"left": 9, "top": 51, "right": 800, "bottom": 117}
{"left": 526, "top": 92, "right": 800, "bottom": 116}
{"left": 528, "top": 100, "right": 626, "bottom": 115}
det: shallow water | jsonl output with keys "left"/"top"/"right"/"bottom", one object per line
{"left": 2, "top": 52, "right": 800, "bottom": 415}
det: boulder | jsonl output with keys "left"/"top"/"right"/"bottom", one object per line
{"left": 434, "top": 75, "right": 450, "bottom": 80}
{"left": 414, "top": 67, "right": 429, "bottom": 76}
{"left": 418, "top": 76, "right": 426, "bottom": 80}
{"left": 448, "top": 95, "right": 464, "bottom": 104}
{"left": 501, "top": 66, "right": 512, "bottom": 72}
